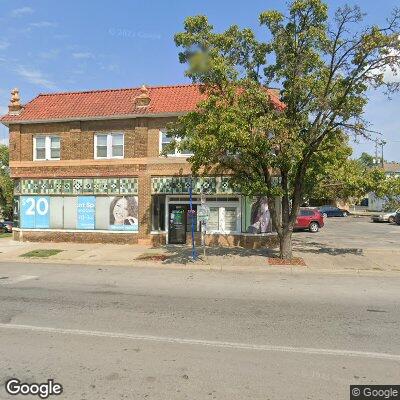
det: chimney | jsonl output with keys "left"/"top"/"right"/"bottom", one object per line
{"left": 8, "top": 88, "right": 23, "bottom": 114}
{"left": 134, "top": 85, "right": 151, "bottom": 108}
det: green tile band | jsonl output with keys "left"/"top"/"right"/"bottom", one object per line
{"left": 16, "top": 178, "right": 138, "bottom": 195}
{"left": 151, "top": 176, "right": 234, "bottom": 194}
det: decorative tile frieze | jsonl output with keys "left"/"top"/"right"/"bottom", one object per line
{"left": 151, "top": 176, "right": 235, "bottom": 195}
{"left": 16, "top": 177, "right": 138, "bottom": 195}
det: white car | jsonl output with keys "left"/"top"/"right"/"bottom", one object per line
{"left": 371, "top": 209, "right": 399, "bottom": 223}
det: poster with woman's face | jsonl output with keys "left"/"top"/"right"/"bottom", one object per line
{"left": 247, "top": 196, "right": 272, "bottom": 234}
{"left": 109, "top": 196, "right": 138, "bottom": 231}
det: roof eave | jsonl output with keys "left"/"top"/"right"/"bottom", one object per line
{"left": 0, "top": 111, "right": 187, "bottom": 126}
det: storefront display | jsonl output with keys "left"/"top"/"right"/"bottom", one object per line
{"left": 242, "top": 196, "right": 273, "bottom": 233}
{"left": 20, "top": 196, "right": 50, "bottom": 229}
{"left": 15, "top": 195, "right": 139, "bottom": 232}
{"left": 77, "top": 196, "right": 96, "bottom": 230}
{"left": 109, "top": 196, "right": 138, "bottom": 231}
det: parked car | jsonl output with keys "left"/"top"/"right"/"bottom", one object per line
{"left": 317, "top": 205, "right": 349, "bottom": 218}
{"left": 295, "top": 208, "right": 324, "bottom": 233}
{"left": 395, "top": 211, "right": 400, "bottom": 225}
{"left": 371, "top": 209, "right": 399, "bottom": 223}
{"left": 0, "top": 221, "right": 13, "bottom": 233}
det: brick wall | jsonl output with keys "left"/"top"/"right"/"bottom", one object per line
{"left": 8, "top": 116, "right": 192, "bottom": 179}
{"left": 13, "top": 229, "right": 278, "bottom": 249}
{"left": 13, "top": 229, "right": 139, "bottom": 244}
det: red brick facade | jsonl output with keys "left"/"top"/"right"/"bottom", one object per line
{"left": 4, "top": 85, "right": 280, "bottom": 248}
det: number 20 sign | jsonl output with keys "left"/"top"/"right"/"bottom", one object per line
{"left": 20, "top": 196, "right": 50, "bottom": 229}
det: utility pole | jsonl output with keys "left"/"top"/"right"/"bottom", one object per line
{"left": 374, "top": 139, "right": 379, "bottom": 165}
{"left": 380, "top": 140, "right": 386, "bottom": 168}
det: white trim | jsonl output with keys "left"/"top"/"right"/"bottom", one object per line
{"left": 2, "top": 112, "right": 186, "bottom": 126}
{"left": 33, "top": 135, "right": 60, "bottom": 161}
{"left": 94, "top": 132, "right": 124, "bottom": 160}
{"left": 165, "top": 195, "right": 242, "bottom": 242}
{"left": 159, "top": 129, "right": 193, "bottom": 158}
{"left": 13, "top": 228, "right": 138, "bottom": 234}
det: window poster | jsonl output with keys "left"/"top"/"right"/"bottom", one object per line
{"left": 20, "top": 196, "right": 50, "bottom": 229}
{"left": 109, "top": 196, "right": 138, "bottom": 231}
{"left": 77, "top": 196, "right": 96, "bottom": 230}
{"left": 246, "top": 196, "right": 272, "bottom": 234}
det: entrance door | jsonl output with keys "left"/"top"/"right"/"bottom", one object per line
{"left": 168, "top": 205, "right": 187, "bottom": 244}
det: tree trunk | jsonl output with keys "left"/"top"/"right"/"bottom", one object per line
{"left": 279, "top": 229, "right": 293, "bottom": 259}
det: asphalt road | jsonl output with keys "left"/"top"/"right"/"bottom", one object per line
{"left": 0, "top": 262, "right": 399, "bottom": 399}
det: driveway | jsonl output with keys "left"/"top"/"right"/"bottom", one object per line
{"left": 294, "top": 216, "right": 399, "bottom": 250}
{"left": 290, "top": 216, "right": 400, "bottom": 272}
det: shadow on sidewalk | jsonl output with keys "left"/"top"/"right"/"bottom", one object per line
{"left": 160, "top": 240, "right": 364, "bottom": 265}
{"left": 292, "top": 239, "right": 363, "bottom": 256}
{"left": 161, "top": 245, "right": 277, "bottom": 264}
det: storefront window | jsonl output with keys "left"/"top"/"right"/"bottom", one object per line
{"left": 207, "top": 207, "right": 220, "bottom": 231}
{"left": 18, "top": 195, "right": 138, "bottom": 232}
{"left": 242, "top": 196, "right": 273, "bottom": 233}
{"left": 224, "top": 207, "right": 237, "bottom": 231}
{"left": 151, "top": 195, "right": 166, "bottom": 231}
{"left": 186, "top": 205, "right": 198, "bottom": 232}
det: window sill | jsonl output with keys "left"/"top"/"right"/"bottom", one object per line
{"left": 159, "top": 154, "right": 193, "bottom": 158}
{"left": 14, "top": 228, "right": 138, "bottom": 234}
{"left": 94, "top": 157, "right": 124, "bottom": 160}
{"left": 33, "top": 159, "right": 61, "bottom": 162}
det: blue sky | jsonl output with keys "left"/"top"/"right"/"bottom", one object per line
{"left": 0, "top": 0, "right": 399, "bottom": 161}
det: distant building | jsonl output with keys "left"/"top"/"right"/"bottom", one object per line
{"left": 368, "top": 162, "right": 400, "bottom": 211}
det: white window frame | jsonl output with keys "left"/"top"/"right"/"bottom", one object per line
{"left": 94, "top": 132, "right": 124, "bottom": 159}
{"left": 159, "top": 130, "right": 193, "bottom": 157}
{"left": 206, "top": 205, "right": 240, "bottom": 234}
{"left": 33, "top": 135, "right": 60, "bottom": 161}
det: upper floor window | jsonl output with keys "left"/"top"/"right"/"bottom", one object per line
{"left": 94, "top": 132, "right": 124, "bottom": 159}
{"left": 159, "top": 130, "right": 192, "bottom": 157}
{"left": 33, "top": 136, "right": 60, "bottom": 161}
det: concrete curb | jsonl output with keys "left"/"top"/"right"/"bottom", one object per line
{"left": 1, "top": 257, "right": 399, "bottom": 277}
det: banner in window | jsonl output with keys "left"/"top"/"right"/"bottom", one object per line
{"left": 109, "top": 196, "right": 138, "bottom": 231}
{"left": 77, "top": 196, "right": 96, "bottom": 230}
{"left": 245, "top": 196, "right": 272, "bottom": 234}
{"left": 20, "top": 196, "right": 50, "bottom": 229}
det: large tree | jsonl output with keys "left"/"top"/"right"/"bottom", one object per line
{"left": 0, "top": 145, "right": 13, "bottom": 220}
{"left": 303, "top": 138, "right": 386, "bottom": 205}
{"left": 169, "top": 0, "right": 400, "bottom": 258}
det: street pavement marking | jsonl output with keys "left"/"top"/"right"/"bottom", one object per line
{"left": 0, "top": 275, "right": 38, "bottom": 285}
{"left": 0, "top": 323, "right": 399, "bottom": 361}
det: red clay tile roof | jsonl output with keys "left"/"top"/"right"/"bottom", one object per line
{"left": 1, "top": 83, "right": 284, "bottom": 124}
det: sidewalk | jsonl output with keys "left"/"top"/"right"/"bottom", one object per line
{"left": 0, "top": 237, "right": 399, "bottom": 275}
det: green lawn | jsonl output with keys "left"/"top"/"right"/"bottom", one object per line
{"left": 20, "top": 249, "right": 64, "bottom": 258}
{"left": 0, "top": 233, "right": 12, "bottom": 239}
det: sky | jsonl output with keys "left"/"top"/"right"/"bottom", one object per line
{"left": 0, "top": 0, "right": 399, "bottom": 161}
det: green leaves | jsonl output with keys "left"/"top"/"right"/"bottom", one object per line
{"left": 0, "top": 145, "right": 12, "bottom": 220}
{"left": 172, "top": 0, "right": 400, "bottom": 257}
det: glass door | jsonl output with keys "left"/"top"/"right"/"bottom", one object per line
{"left": 168, "top": 204, "right": 187, "bottom": 244}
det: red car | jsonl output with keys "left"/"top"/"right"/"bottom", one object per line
{"left": 295, "top": 208, "right": 324, "bottom": 233}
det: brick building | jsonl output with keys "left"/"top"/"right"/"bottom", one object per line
{"left": 1, "top": 84, "right": 282, "bottom": 248}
